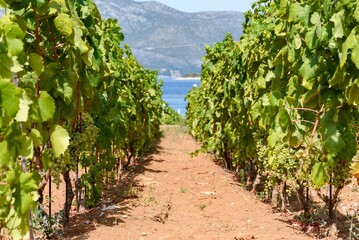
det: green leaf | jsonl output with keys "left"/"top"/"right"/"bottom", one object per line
{"left": 277, "top": 108, "right": 290, "bottom": 129}
{"left": 6, "top": 38, "right": 23, "bottom": 56}
{"left": 19, "top": 136, "right": 33, "bottom": 160}
{"left": 299, "top": 53, "right": 318, "bottom": 82}
{"left": 14, "top": 172, "right": 39, "bottom": 216}
{"left": 0, "top": 79, "right": 20, "bottom": 117}
{"left": 294, "top": 34, "right": 302, "bottom": 49}
{"left": 340, "top": 27, "right": 358, "bottom": 68}
{"left": 261, "top": 94, "right": 270, "bottom": 107}
{"left": 0, "top": 0, "right": 6, "bottom": 7}
{"left": 267, "top": 130, "right": 281, "bottom": 148}
{"left": 30, "top": 129, "right": 42, "bottom": 147}
{"left": 38, "top": 91, "right": 55, "bottom": 122}
{"left": 355, "top": 0, "right": 359, "bottom": 23}
{"left": 310, "top": 12, "right": 321, "bottom": 27}
{"left": 251, "top": 101, "right": 261, "bottom": 121}
{"left": 148, "top": 88, "right": 156, "bottom": 97}
{"left": 49, "top": 0, "right": 69, "bottom": 14}
{"left": 305, "top": 27, "right": 317, "bottom": 50}
{"left": 288, "top": 130, "right": 303, "bottom": 148}
{"left": 322, "top": 123, "right": 346, "bottom": 157}
{"left": 34, "top": 0, "right": 45, "bottom": 8}
{"left": 311, "top": 162, "right": 328, "bottom": 188}
{"left": 54, "top": 13, "right": 73, "bottom": 37}
{"left": 329, "top": 65, "right": 345, "bottom": 87}
{"left": 71, "top": 22, "right": 89, "bottom": 55}
{"left": 346, "top": 79, "right": 359, "bottom": 105}
{"left": 29, "top": 53, "right": 43, "bottom": 75}
{"left": 50, "top": 125, "right": 70, "bottom": 158}
{"left": 0, "top": 54, "right": 14, "bottom": 79}
{"left": 4, "top": 22, "right": 25, "bottom": 39}
{"left": 256, "top": 76, "right": 266, "bottom": 89}
{"left": 330, "top": 10, "right": 345, "bottom": 39}
{"left": 351, "top": 44, "right": 359, "bottom": 69}
{"left": 0, "top": 141, "right": 10, "bottom": 166}
{"left": 288, "top": 3, "right": 310, "bottom": 27}
{"left": 15, "top": 92, "right": 32, "bottom": 122}
{"left": 267, "top": 91, "right": 281, "bottom": 107}
{"left": 88, "top": 73, "right": 101, "bottom": 87}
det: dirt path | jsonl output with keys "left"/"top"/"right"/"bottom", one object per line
{"left": 66, "top": 125, "right": 313, "bottom": 240}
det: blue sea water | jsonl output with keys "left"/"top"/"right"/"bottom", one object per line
{"left": 160, "top": 76, "right": 200, "bottom": 116}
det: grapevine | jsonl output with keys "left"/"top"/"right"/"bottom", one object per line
{"left": 0, "top": 0, "right": 165, "bottom": 238}
{"left": 186, "top": 0, "right": 359, "bottom": 230}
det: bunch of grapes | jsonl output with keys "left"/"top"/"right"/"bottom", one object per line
{"left": 81, "top": 113, "right": 99, "bottom": 149}
{"left": 42, "top": 148, "right": 70, "bottom": 187}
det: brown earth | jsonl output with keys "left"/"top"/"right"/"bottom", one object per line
{"left": 49, "top": 125, "right": 315, "bottom": 240}
{"left": 43, "top": 125, "right": 359, "bottom": 240}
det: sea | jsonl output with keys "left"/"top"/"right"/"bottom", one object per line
{"left": 160, "top": 76, "right": 201, "bottom": 116}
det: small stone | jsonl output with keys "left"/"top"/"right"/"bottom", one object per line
{"left": 141, "top": 232, "right": 147, "bottom": 236}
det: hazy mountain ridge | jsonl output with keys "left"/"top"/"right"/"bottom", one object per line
{"left": 0, "top": 1, "right": 244, "bottom": 75}
{"left": 96, "top": 0, "right": 245, "bottom": 75}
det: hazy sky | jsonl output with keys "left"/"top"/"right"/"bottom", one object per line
{"left": 135, "top": 0, "right": 257, "bottom": 13}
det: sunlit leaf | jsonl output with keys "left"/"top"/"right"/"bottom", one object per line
{"left": 50, "top": 125, "right": 70, "bottom": 158}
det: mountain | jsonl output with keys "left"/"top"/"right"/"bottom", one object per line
{"left": 94, "top": 0, "right": 244, "bottom": 76}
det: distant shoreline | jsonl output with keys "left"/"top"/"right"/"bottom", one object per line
{"left": 158, "top": 75, "right": 201, "bottom": 81}
{"left": 175, "top": 77, "right": 201, "bottom": 80}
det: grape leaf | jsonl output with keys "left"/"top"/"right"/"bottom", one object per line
{"left": 0, "top": 141, "right": 10, "bottom": 166}
{"left": 346, "top": 79, "right": 359, "bottom": 105}
{"left": 13, "top": 172, "right": 39, "bottom": 216}
{"left": 311, "top": 162, "right": 328, "bottom": 188}
{"left": 0, "top": 79, "right": 20, "bottom": 117}
{"left": 0, "top": 0, "right": 6, "bottom": 7}
{"left": 38, "top": 91, "right": 55, "bottom": 122}
{"left": 50, "top": 125, "right": 70, "bottom": 157}
{"left": 6, "top": 38, "right": 23, "bottom": 56}
{"left": 355, "top": 0, "right": 359, "bottom": 23}
{"left": 29, "top": 53, "right": 43, "bottom": 75}
{"left": 15, "top": 92, "right": 32, "bottom": 122}
{"left": 54, "top": 13, "right": 73, "bottom": 37}
{"left": 330, "top": 10, "right": 345, "bottom": 39}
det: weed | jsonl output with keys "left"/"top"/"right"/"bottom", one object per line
{"left": 198, "top": 203, "right": 206, "bottom": 210}
{"left": 33, "top": 208, "right": 64, "bottom": 239}
{"left": 180, "top": 187, "right": 187, "bottom": 193}
{"left": 347, "top": 209, "right": 359, "bottom": 239}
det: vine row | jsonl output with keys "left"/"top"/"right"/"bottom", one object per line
{"left": 0, "top": 0, "right": 164, "bottom": 238}
{"left": 186, "top": 0, "right": 359, "bottom": 231}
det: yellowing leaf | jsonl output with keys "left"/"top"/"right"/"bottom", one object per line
{"left": 50, "top": 125, "right": 70, "bottom": 157}
{"left": 54, "top": 13, "right": 73, "bottom": 37}
{"left": 355, "top": 0, "right": 359, "bottom": 23}
{"left": 330, "top": 10, "right": 345, "bottom": 39}
{"left": 351, "top": 162, "right": 359, "bottom": 178}
{"left": 15, "top": 91, "right": 32, "bottom": 122}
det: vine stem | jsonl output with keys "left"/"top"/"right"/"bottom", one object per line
{"left": 291, "top": 119, "right": 315, "bottom": 125}
{"left": 305, "top": 104, "right": 325, "bottom": 213}
{"left": 309, "top": 104, "right": 325, "bottom": 150}
{"left": 292, "top": 107, "right": 319, "bottom": 114}
{"left": 32, "top": 5, "right": 43, "bottom": 99}
{"left": 21, "top": 158, "right": 34, "bottom": 240}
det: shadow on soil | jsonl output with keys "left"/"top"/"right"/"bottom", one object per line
{"left": 207, "top": 154, "right": 359, "bottom": 239}
{"left": 64, "top": 137, "right": 166, "bottom": 239}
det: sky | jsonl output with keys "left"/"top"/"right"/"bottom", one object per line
{"left": 135, "top": 0, "right": 257, "bottom": 13}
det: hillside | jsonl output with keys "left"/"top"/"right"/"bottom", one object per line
{"left": 94, "top": 0, "right": 244, "bottom": 75}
